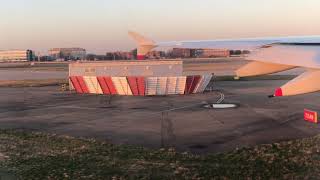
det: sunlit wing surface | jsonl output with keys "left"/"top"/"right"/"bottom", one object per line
{"left": 248, "top": 44, "right": 320, "bottom": 69}
{"left": 274, "top": 70, "right": 320, "bottom": 97}
{"left": 235, "top": 61, "right": 296, "bottom": 77}
{"left": 129, "top": 31, "right": 320, "bottom": 97}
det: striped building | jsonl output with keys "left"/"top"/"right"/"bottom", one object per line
{"left": 69, "top": 75, "right": 212, "bottom": 96}
{"left": 69, "top": 60, "right": 213, "bottom": 96}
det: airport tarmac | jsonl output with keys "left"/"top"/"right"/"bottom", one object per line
{"left": 0, "top": 80, "right": 319, "bottom": 154}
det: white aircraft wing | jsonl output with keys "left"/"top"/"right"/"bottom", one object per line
{"left": 238, "top": 44, "right": 320, "bottom": 97}
{"left": 129, "top": 31, "right": 320, "bottom": 97}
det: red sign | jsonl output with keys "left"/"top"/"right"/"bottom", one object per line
{"left": 304, "top": 109, "right": 318, "bottom": 123}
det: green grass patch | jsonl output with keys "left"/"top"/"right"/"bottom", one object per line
{"left": 0, "top": 130, "right": 319, "bottom": 179}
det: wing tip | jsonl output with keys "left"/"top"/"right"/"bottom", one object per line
{"left": 274, "top": 87, "right": 283, "bottom": 97}
{"left": 268, "top": 87, "right": 283, "bottom": 98}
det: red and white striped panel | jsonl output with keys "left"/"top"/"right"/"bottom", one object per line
{"left": 137, "top": 77, "right": 146, "bottom": 96}
{"left": 70, "top": 76, "right": 83, "bottom": 93}
{"left": 185, "top": 75, "right": 202, "bottom": 94}
{"left": 97, "top": 76, "right": 118, "bottom": 95}
{"left": 127, "top": 76, "right": 146, "bottom": 96}
{"left": 145, "top": 77, "right": 158, "bottom": 96}
{"left": 70, "top": 75, "right": 212, "bottom": 96}
{"left": 196, "top": 75, "right": 213, "bottom": 93}
{"left": 193, "top": 76, "right": 204, "bottom": 93}
{"left": 112, "top": 77, "right": 133, "bottom": 95}
{"left": 156, "top": 77, "right": 168, "bottom": 95}
{"left": 176, "top": 76, "right": 187, "bottom": 95}
{"left": 83, "top": 76, "right": 103, "bottom": 94}
{"left": 166, "top": 77, "right": 178, "bottom": 95}
{"left": 69, "top": 76, "right": 90, "bottom": 94}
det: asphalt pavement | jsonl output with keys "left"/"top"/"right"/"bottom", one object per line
{"left": 0, "top": 79, "right": 319, "bottom": 153}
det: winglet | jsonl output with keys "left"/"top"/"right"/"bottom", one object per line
{"left": 128, "top": 31, "right": 157, "bottom": 60}
{"left": 274, "top": 88, "right": 283, "bottom": 97}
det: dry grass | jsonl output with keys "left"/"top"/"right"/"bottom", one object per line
{"left": 0, "top": 130, "right": 319, "bottom": 179}
{"left": 0, "top": 79, "right": 68, "bottom": 88}
{"left": 0, "top": 62, "right": 68, "bottom": 72}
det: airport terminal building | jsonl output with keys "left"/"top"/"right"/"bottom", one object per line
{"left": 49, "top": 48, "right": 86, "bottom": 61}
{"left": 0, "top": 50, "right": 34, "bottom": 62}
{"left": 171, "top": 48, "right": 230, "bottom": 58}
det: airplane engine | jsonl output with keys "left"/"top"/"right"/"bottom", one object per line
{"left": 273, "top": 70, "right": 320, "bottom": 97}
{"left": 236, "top": 61, "right": 296, "bottom": 77}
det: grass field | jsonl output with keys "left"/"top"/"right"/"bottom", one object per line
{"left": 0, "top": 62, "right": 69, "bottom": 71}
{"left": 0, "top": 130, "right": 319, "bottom": 179}
{"left": 0, "top": 79, "right": 68, "bottom": 88}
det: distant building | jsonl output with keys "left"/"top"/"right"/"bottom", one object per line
{"left": 106, "top": 51, "right": 133, "bottom": 60}
{"left": 0, "top": 50, "right": 34, "bottom": 62}
{"left": 49, "top": 48, "right": 86, "bottom": 60}
{"left": 146, "top": 51, "right": 166, "bottom": 59}
{"left": 172, "top": 48, "right": 192, "bottom": 58}
{"left": 195, "top": 49, "right": 230, "bottom": 58}
{"left": 116, "top": 51, "right": 133, "bottom": 60}
{"left": 38, "top": 55, "right": 55, "bottom": 62}
{"left": 171, "top": 48, "right": 230, "bottom": 58}
{"left": 229, "top": 50, "right": 251, "bottom": 56}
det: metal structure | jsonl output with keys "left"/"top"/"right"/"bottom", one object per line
{"left": 69, "top": 60, "right": 213, "bottom": 96}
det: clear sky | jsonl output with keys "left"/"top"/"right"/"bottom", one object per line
{"left": 0, "top": 0, "right": 319, "bottom": 54}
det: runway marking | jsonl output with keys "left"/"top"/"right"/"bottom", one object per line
{"left": 216, "top": 92, "right": 225, "bottom": 104}
{"left": 159, "top": 91, "right": 225, "bottom": 113}
{"left": 159, "top": 102, "right": 206, "bottom": 113}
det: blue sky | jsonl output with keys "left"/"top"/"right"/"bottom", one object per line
{"left": 0, "top": 0, "right": 319, "bottom": 54}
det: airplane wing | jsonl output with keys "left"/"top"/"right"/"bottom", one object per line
{"left": 129, "top": 31, "right": 320, "bottom": 97}
{"left": 238, "top": 44, "right": 320, "bottom": 97}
